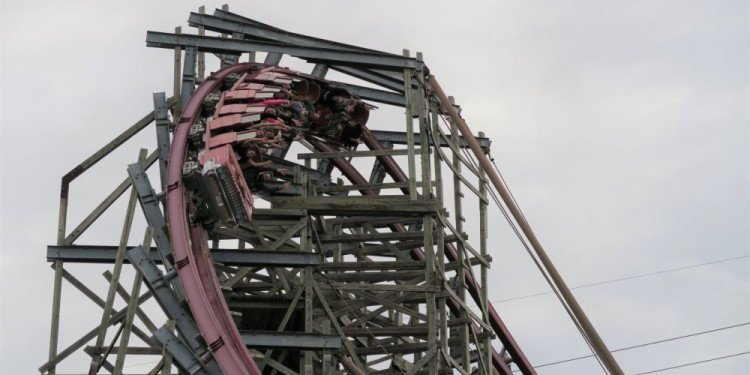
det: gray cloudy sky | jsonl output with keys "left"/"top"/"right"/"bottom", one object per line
{"left": 1, "top": 1, "right": 748, "bottom": 374}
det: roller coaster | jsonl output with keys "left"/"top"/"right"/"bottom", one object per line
{"left": 41, "top": 8, "right": 623, "bottom": 375}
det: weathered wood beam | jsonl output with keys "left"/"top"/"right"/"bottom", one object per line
{"left": 269, "top": 196, "right": 441, "bottom": 216}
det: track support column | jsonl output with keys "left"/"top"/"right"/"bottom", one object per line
{"left": 88, "top": 149, "right": 146, "bottom": 375}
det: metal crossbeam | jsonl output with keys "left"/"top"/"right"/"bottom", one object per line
{"left": 180, "top": 47, "right": 198, "bottom": 112}
{"left": 370, "top": 130, "right": 492, "bottom": 150}
{"left": 153, "top": 93, "right": 171, "bottom": 191}
{"left": 197, "top": 11, "right": 410, "bottom": 89}
{"left": 152, "top": 326, "right": 212, "bottom": 375}
{"left": 190, "top": 11, "right": 412, "bottom": 94}
{"left": 192, "top": 12, "right": 387, "bottom": 55}
{"left": 126, "top": 246, "right": 207, "bottom": 356}
{"left": 146, "top": 32, "right": 423, "bottom": 71}
{"left": 331, "top": 81, "right": 405, "bottom": 107}
{"left": 269, "top": 196, "right": 440, "bottom": 216}
{"left": 240, "top": 331, "right": 341, "bottom": 350}
{"left": 47, "top": 245, "right": 320, "bottom": 266}
{"left": 127, "top": 163, "right": 174, "bottom": 267}
{"left": 330, "top": 65, "right": 406, "bottom": 92}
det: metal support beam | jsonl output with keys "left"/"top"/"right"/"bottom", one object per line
{"left": 264, "top": 52, "right": 283, "bottom": 65}
{"left": 269, "top": 196, "right": 440, "bottom": 216}
{"left": 222, "top": 31, "right": 244, "bottom": 66}
{"left": 403, "top": 50, "right": 417, "bottom": 200}
{"left": 88, "top": 150, "right": 145, "bottom": 375}
{"left": 126, "top": 245, "right": 220, "bottom": 374}
{"left": 192, "top": 11, "right": 409, "bottom": 90}
{"left": 146, "top": 32, "right": 423, "bottom": 71}
{"left": 369, "top": 130, "right": 491, "bottom": 150}
{"left": 330, "top": 65, "right": 405, "bottom": 92}
{"left": 47, "top": 245, "right": 320, "bottom": 266}
{"left": 197, "top": 6, "right": 206, "bottom": 79}
{"left": 240, "top": 331, "right": 341, "bottom": 350}
{"left": 113, "top": 229, "right": 154, "bottom": 373}
{"left": 128, "top": 162, "right": 187, "bottom": 303}
{"left": 311, "top": 63, "right": 329, "bottom": 78}
{"left": 180, "top": 47, "right": 198, "bottom": 113}
{"left": 264, "top": 154, "right": 332, "bottom": 187}
{"left": 332, "top": 81, "right": 405, "bottom": 107}
{"left": 153, "top": 92, "right": 171, "bottom": 191}
{"left": 478, "top": 155, "right": 493, "bottom": 373}
{"left": 127, "top": 163, "right": 175, "bottom": 268}
{"left": 152, "top": 326, "right": 211, "bottom": 375}
{"left": 173, "top": 26, "right": 182, "bottom": 117}
{"left": 193, "top": 12, "right": 385, "bottom": 55}
{"left": 448, "top": 96, "right": 471, "bottom": 372}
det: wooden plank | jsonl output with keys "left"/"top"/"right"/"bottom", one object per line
{"left": 321, "top": 270, "right": 426, "bottom": 282}
{"left": 328, "top": 235, "right": 461, "bottom": 257}
{"left": 345, "top": 289, "right": 428, "bottom": 322}
{"left": 89, "top": 150, "right": 145, "bottom": 374}
{"left": 348, "top": 331, "right": 492, "bottom": 356}
{"left": 319, "top": 231, "right": 436, "bottom": 243}
{"left": 269, "top": 196, "right": 440, "bottom": 216}
{"left": 252, "top": 208, "right": 307, "bottom": 218}
{"left": 85, "top": 346, "right": 161, "bottom": 356}
{"left": 316, "top": 181, "right": 412, "bottom": 193}
{"left": 327, "top": 293, "right": 447, "bottom": 309}
{"left": 172, "top": 26, "right": 182, "bottom": 117}
{"left": 323, "top": 216, "right": 422, "bottom": 227}
{"left": 197, "top": 6, "right": 206, "bottom": 79}
{"left": 311, "top": 281, "right": 368, "bottom": 370}
{"left": 319, "top": 261, "right": 427, "bottom": 271}
{"left": 298, "top": 148, "right": 416, "bottom": 159}
{"left": 316, "top": 282, "right": 441, "bottom": 293}
{"left": 342, "top": 326, "right": 429, "bottom": 337}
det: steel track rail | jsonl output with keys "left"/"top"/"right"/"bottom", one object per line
{"left": 166, "top": 62, "right": 262, "bottom": 375}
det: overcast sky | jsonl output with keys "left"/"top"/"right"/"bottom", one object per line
{"left": 2, "top": 1, "right": 749, "bottom": 374}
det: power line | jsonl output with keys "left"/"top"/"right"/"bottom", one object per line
{"left": 494, "top": 254, "right": 749, "bottom": 304}
{"left": 484, "top": 149, "right": 750, "bottom": 305}
{"left": 532, "top": 321, "right": 750, "bottom": 369}
{"left": 633, "top": 351, "right": 750, "bottom": 375}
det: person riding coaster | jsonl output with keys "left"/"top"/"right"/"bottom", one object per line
{"left": 194, "top": 69, "right": 374, "bottom": 228}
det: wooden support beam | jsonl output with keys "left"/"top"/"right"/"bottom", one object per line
{"left": 269, "top": 196, "right": 440, "bottom": 216}
{"left": 342, "top": 326, "right": 429, "bottom": 337}
{"left": 318, "top": 257, "right": 487, "bottom": 271}
{"left": 89, "top": 150, "right": 145, "bottom": 374}
{"left": 348, "top": 331, "right": 493, "bottom": 356}
{"left": 315, "top": 181, "right": 413, "bottom": 193}
{"left": 318, "top": 261, "right": 427, "bottom": 271}
{"left": 85, "top": 346, "right": 162, "bottom": 356}
{"left": 319, "top": 231, "right": 440, "bottom": 243}
{"left": 314, "top": 282, "right": 441, "bottom": 293}
{"left": 298, "top": 148, "right": 417, "bottom": 159}
{"left": 322, "top": 216, "right": 422, "bottom": 227}
{"left": 321, "top": 270, "right": 427, "bottom": 282}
